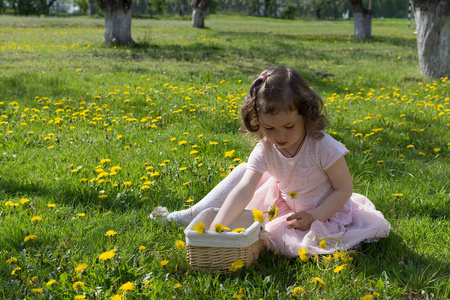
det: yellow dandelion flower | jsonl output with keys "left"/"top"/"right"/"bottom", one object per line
{"left": 252, "top": 209, "right": 264, "bottom": 223}
{"left": 215, "top": 223, "right": 230, "bottom": 232}
{"left": 292, "top": 286, "right": 305, "bottom": 296}
{"left": 72, "top": 281, "right": 85, "bottom": 290}
{"left": 104, "top": 230, "right": 117, "bottom": 237}
{"left": 75, "top": 295, "right": 86, "bottom": 300}
{"left": 46, "top": 279, "right": 56, "bottom": 286}
{"left": 175, "top": 240, "right": 185, "bottom": 250}
{"left": 20, "top": 198, "right": 30, "bottom": 204}
{"left": 361, "top": 295, "right": 374, "bottom": 300}
{"left": 312, "top": 276, "right": 326, "bottom": 286}
{"left": 373, "top": 292, "right": 380, "bottom": 297}
{"left": 160, "top": 260, "right": 169, "bottom": 267}
{"left": 77, "top": 213, "right": 85, "bottom": 217}
{"left": 319, "top": 240, "right": 327, "bottom": 248}
{"left": 334, "top": 264, "right": 346, "bottom": 273}
{"left": 434, "top": 148, "right": 440, "bottom": 153}
{"left": 120, "top": 281, "right": 136, "bottom": 292}
{"left": 224, "top": 150, "right": 235, "bottom": 158}
{"left": 288, "top": 191, "right": 298, "bottom": 198}
{"left": 31, "top": 215, "right": 42, "bottom": 222}
{"left": 47, "top": 203, "right": 56, "bottom": 208}
{"left": 31, "top": 288, "right": 43, "bottom": 294}
{"left": 138, "top": 245, "right": 146, "bottom": 251}
{"left": 186, "top": 198, "right": 194, "bottom": 203}
{"left": 232, "top": 228, "right": 245, "bottom": 233}
{"left": 24, "top": 235, "right": 37, "bottom": 242}
{"left": 98, "top": 250, "right": 115, "bottom": 261}
{"left": 393, "top": 193, "right": 403, "bottom": 197}
{"left": 75, "top": 263, "right": 88, "bottom": 273}
{"left": 298, "top": 247, "right": 309, "bottom": 262}
{"left": 267, "top": 205, "right": 278, "bottom": 221}
{"left": 11, "top": 267, "right": 21, "bottom": 275}
{"left": 6, "top": 257, "right": 17, "bottom": 264}
{"left": 229, "top": 259, "right": 245, "bottom": 272}
{"left": 109, "top": 295, "right": 123, "bottom": 300}
{"left": 192, "top": 222, "right": 205, "bottom": 234}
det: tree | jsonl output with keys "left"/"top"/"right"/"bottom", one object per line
{"left": 349, "top": 0, "right": 372, "bottom": 39}
{"left": 410, "top": 0, "right": 450, "bottom": 78}
{"left": 191, "top": 0, "right": 211, "bottom": 28}
{"left": 96, "top": 0, "right": 135, "bottom": 45}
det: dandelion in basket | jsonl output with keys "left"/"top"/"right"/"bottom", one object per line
{"left": 192, "top": 222, "right": 205, "bottom": 234}
{"left": 215, "top": 223, "right": 230, "bottom": 232}
{"left": 252, "top": 209, "right": 265, "bottom": 222}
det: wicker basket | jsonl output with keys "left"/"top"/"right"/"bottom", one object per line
{"left": 184, "top": 208, "right": 265, "bottom": 273}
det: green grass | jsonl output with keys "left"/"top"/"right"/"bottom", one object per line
{"left": 0, "top": 14, "right": 449, "bottom": 299}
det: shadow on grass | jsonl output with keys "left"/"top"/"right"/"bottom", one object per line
{"left": 242, "top": 231, "right": 449, "bottom": 297}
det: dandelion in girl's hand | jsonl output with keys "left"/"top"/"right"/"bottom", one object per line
{"left": 252, "top": 209, "right": 264, "bottom": 222}
{"left": 192, "top": 222, "right": 205, "bottom": 234}
{"left": 267, "top": 205, "right": 278, "bottom": 221}
{"left": 319, "top": 240, "right": 327, "bottom": 248}
{"left": 175, "top": 240, "right": 185, "bottom": 250}
{"left": 215, "top": 223, "right": 230, "bottom": 232}
{"left": 229, "top": 259, "right": 245, "bottom": 272}
{"left": 288, "top": 191, "right": 298, "bottom": 199}
{"left": 232, "top": 228, "right": 245, "bottom": 233}
{"left": 104, "top": 230, "right": 117, "bottom": 237}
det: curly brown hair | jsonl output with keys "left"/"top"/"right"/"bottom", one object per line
{"left": 241, "top": 66, "right": 328, "bottom": 139}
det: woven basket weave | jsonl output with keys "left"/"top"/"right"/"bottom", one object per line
{"left": 187, "top": 239, "right": 265, "bottom": 273}
{"left": 184, "top": 208, "right": 265, "bottom": 273}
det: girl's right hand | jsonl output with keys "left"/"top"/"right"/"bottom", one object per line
{"left": 286, "top": 211, "right": 314, "bottom": 231}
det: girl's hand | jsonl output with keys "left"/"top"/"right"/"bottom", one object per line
{"left": 286, "top": 212, "right": 314, "bottom": 231}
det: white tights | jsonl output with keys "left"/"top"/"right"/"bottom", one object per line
{"left": 166, "top": 163, "right": 248, "bottom": 226}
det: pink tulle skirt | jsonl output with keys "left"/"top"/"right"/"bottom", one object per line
{"left": 245, "top": 176, "right": 390, "bottom": 258}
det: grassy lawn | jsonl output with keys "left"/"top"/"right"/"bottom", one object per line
{"left": 0, "top": 14, "right": 449, "bottom": 299}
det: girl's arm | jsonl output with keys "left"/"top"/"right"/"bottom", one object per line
{"left": 208, "top": 169, "right": 263, "bottom": 231}
{"left": 286, "top": 156, "right": 353, "bottom": 230}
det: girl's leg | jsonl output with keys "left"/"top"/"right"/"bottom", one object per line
{"left": 164, "top": 163, "right": 248, "bottom": 225}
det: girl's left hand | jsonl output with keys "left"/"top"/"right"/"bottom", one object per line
{"left": 286, "top": 212, "right": 314, "bottom": 231}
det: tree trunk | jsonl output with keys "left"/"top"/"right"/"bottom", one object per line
{"left": 411, "top": 0, "right": 450, "bottom": 78}
{"left": 349, "top": 0, "right": 373, "bottom": 39}
{"left": 89, "top": 0, "right": 96, "bottom": 16}
{"left": 97, "top": 0, "right": 135, "bottom": 45}
{"left": 191, "top": 0, "right": 211, "bottom": 28}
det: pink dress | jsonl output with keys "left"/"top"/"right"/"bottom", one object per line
{"left": 244, "top": 133, "right": 390, "bottom": 258}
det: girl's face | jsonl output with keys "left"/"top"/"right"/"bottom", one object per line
{"left": 259, "top": 109, "right": 306, "bottom": 157}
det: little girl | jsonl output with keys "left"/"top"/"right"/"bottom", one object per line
{"left": 152, "top": 66, "right": 390, "bottom": 257}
